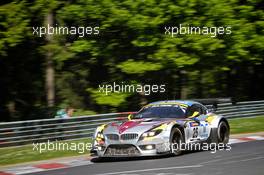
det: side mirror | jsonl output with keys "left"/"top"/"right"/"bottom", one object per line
{"left": 190, "top": 111, "right": 200, "bottom": 118}
{"left": 128, "top": 114, "right": 133, "bottom": 120}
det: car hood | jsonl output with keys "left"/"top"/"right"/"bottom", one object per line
{"left": 103, "top": 118, "right": 174, "bottom": 135}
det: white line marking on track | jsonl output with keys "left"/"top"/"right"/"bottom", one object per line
{"left": 94, "top": 165, "right": 202, "bottom": 175}
{"left": 199, "top": 152, "right": 264, "bottom": 165}
{"left": 222, "top": 156, "right": 264, "bottom": 164}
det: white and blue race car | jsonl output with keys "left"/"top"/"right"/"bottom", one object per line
{"left": 91, "top": 100, "right": 230, "bottom": 157}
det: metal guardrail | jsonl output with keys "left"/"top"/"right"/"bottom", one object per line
{"left": 0, "top": 100, "right": 263, "bottom": 147}
{"left": 0, "top": 112, "right": 131, "bottom": 147}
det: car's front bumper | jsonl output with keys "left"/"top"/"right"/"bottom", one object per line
{"left": 93, "top": 137, "right": 171, "bottom": 157}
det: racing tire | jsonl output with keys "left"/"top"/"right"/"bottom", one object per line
{"left": 170, "top": 128, "right": 184, "bottom": 156}
{"left": 217, "top": 120, "right": 229, "bottom": 145}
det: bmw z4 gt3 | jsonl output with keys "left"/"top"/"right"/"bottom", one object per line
{"left": 91, "top": 100, "right": 230, "bottom": 157}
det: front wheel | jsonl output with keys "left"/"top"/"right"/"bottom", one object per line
{"left": 170, "top": 128, "right": 184, "bottom": 156}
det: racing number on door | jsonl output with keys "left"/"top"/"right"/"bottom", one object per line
{"left": 193, "top": 127, "right": 198, "bottom": 138}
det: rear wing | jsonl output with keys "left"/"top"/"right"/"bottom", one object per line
{"left": 191, "top": 98, "right": 232, "bottom": 112}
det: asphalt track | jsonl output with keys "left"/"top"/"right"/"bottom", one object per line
{"left": 28, "top": 140, "right": 264, "bottom": 175}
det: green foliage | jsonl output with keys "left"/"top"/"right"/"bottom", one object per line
{"left": 0, "top": 1, "right": 30, "bottom": 55}
{"left": 87, "top": 88, "right": 130, "bottom": 108}
{"left": 0, "top": 0, "right": 263, "bottom": 121}
{"left": 73, "top": 109, "right": 96, "bottom": 116}
{"left": 117, "top": 59, "right": 162, "bottom": 74}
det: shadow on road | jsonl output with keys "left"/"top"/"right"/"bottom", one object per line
{"left": 90, "top": 150, "right": 204, "bottom": 163}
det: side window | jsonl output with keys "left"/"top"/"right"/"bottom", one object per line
{"left": 186, "top": 105, "right": 201, "bottom": 117}
{"left": 201, "top": 105, "right": 208, "bottom": 114}
{"left": 196, "top": 104, "right": 207, "bottom": 114}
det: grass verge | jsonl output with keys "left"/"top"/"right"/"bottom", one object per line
{"left": 0, "top": 138, "right": 92, "bottom": 166}
{"left": 229, "top": 115, "right": 264, "bottom": 134}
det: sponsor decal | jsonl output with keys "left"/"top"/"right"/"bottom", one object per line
{"left": 118, "top": 121, "right": 141, "bottom": 134}
{"left": 190, "top": 122, "right": 199, "bottom": 127}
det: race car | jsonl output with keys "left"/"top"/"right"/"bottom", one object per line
{"left": 91, "top": 100, "right": 230, "bottom": 157}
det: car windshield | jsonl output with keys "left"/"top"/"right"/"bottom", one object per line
{"left": 134, "top": 105, "right": 186, "bottom": 119}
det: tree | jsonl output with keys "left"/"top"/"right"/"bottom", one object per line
{"left": 0, "top": 0, "right": 263, "bottom": 121}
{"left": 45, "top": 11, "right": 55, "bottom": 107}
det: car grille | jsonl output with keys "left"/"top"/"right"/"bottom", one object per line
{"left": 120, "top": 133, "right": 138, "bottom": 140}
{"left": 105, "top": 134, "right": 119, "bottom": 140}
{"left": 106, "top": 133, "right": 138, "bottom": 141}
{"left": 104, "top": 144, "right": 140, "bottom": 156}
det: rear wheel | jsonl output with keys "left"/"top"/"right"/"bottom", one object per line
{"left": 217, "top": 121, "right": 229, "bottom": 144}
{"left": 170, "top": 128, "right": 184, "bottom": 156}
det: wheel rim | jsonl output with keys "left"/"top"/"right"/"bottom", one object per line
{"left": 219, "top": 123, "right": 229, "bottom": 143}
{"left": 172, "top": 133, "right": 182, "bottom": 154}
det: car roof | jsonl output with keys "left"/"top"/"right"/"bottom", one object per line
{"left": 148, "top": 100, "right": 202, "bottom": 107}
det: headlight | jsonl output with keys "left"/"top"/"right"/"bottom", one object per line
{"left": 142, "top": 129, "right": 162, "bottom": 137}
{"left": 94, "top": 124, "right": 106, "bottom": 143}
{"left": 140, "top": 123, "right": 168, "bottom": 140}
{"left": 94, "top": 132, "right": 105, "bottom": 147}
{"left": 97, "top": 132, "right": 104, "bottom": 139}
